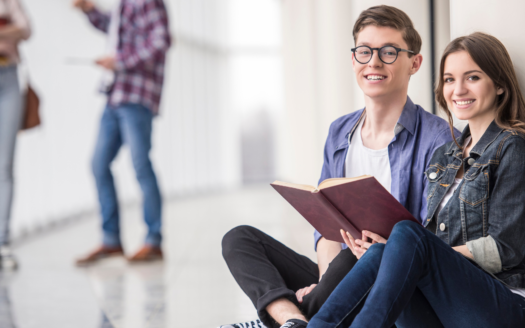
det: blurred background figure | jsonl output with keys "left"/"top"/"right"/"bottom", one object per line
{"left": 73, "top": 0, "right": 171, "bottom": 266}
{"left": 0, "top": 0, "right": 30, "bottom": 270}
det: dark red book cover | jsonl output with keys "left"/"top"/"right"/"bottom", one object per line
{"left": 271, "top": 176, "right": 419, "bottom": 243}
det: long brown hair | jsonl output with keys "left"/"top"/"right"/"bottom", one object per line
{"left": 435, "top": 32, "right": 525, "bottom": 143}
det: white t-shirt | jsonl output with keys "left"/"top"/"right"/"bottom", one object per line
{"left": 345, "top": 117, "right": 392, "bottom": 193}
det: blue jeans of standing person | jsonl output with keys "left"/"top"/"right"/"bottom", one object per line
{"left": 308, "top": 221, "right": 525, "bottom": 328}
{"left": 92, "top": 103, "right": 162, "bottom": 247}
{"left": 0, "top": 66, "right": 23, "bottom": 246}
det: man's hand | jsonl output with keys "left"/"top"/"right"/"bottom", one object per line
{"left": 340, "top": 229, "right": 387, "bottom": 260}
{"left": 73, "top": 0, "right": 95, "bottom": 13}
{"left": 296, "top": 284, "right": 317, "bottom": 303}
{"left": 95, "top": 56, "right": 116, "bottom": 71}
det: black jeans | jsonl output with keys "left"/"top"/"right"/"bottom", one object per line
{"left": 222, "top": 225, "right": 358, "bottom": 328}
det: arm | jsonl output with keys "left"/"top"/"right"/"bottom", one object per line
{"left": 296, "top": 237, "right": 341, "bottom": 303}
{"left": 466, "top": 136, "right": 525, "bottom": 274}
{"left": 453, "top": 245, "right": 474, "bottom": 259}
{"left": 85, "top": 7, "right": 111, "bottom": 33}
{"left": 0, "top": 0, "right": 31, "bottom": 41}
{"left": 0, "top": 25, "right": 26, "bottom": 40}
{"left": 316, "top": 237, "right": 342, "bottom": 279}
{"left": 115, "top": 0, "right": 171, "bottom": 71}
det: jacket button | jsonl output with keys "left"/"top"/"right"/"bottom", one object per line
{"left": 429, "top": 172, "right": 437, "bottom": 179}
{"left": 468, "top": 158, "right": 475, "bottom": 166}
{"left": 439, "top": 223, "right": 446, "bottom": 231}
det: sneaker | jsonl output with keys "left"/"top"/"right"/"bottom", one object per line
{"left": 217, "top": 319, "right": 267, "bottom": 328}
{"left": 0, "top": 246, "right": 18, "bottom": 270}
{"left": 280, "top": 319, "right": 308, "bottom": 328}
{"left": 75, "top": 245, "right": 124, "bottom": 266}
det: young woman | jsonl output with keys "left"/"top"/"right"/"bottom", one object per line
{"left": 0, "top": 0, "right": 31, "bottom": 269}
{"left": 307, "top": 32, "right": 525, "bottom": 328}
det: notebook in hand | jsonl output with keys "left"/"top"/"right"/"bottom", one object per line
{"left": 271, "top": 175, "right": 419, "bottom": 243}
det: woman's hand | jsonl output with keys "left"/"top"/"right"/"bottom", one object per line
{"left": 340, "top": 229, "right": 387, "bottom": 260}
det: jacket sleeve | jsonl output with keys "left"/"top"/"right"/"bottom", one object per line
{"left": 467, "top": 134, "right": 525, "bottom": 274}
{"left": 115, "top": 0, "right": 171, "bottom": 71}
{"left": 86, "top": 8, "right": 111, "bottom": 33}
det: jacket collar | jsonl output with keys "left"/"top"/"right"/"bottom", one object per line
{"left": 445, "top": 120, "right": 504, "bottom": 156}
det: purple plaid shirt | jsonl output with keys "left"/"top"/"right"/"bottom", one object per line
{"left": 86, "top": 0, "right": 171, "bottom": 114}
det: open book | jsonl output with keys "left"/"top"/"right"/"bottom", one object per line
{"left": 271, "top": 175, "right": 418, "bottom": 243}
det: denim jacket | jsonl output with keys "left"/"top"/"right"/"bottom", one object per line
{"left": 425, "top": 121, "right": 525, "bottom": 288}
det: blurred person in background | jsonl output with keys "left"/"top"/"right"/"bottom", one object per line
{"left": 0, "top": 0, "right": 30, "bottom": 270}
{"left": 73, "top": 0, "right": 171, "bottom": 265}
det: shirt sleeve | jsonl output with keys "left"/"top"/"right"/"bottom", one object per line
{"left": 115, "top": 0, "right": 171, "bottom": 71}
{"left": 469, "top": 135, "right": 525, "bottom": 273}
{"left": 314, "top": 124, "right": 333, "bottom": 251}
{"left": 313, "top": 121, "right": 349, "bottom": 251}
{"left": 86, "top": 8, "right": 111, "bottom": 33}
{"left": 9, "top": 0, "right": 30, "bottom": 39}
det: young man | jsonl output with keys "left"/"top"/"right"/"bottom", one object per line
{"left": 220, "top": 5, "right": 459, "bottom": 328}
{"left": 73, "top": 0, "right": 171, "bottom": 264}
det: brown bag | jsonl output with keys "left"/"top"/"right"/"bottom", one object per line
{"left": 21, "top": 84, "right": 40, "bottom": 130}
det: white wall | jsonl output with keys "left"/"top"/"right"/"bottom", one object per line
{"left": 11, "top": 0, "right": 249, "bottom": 239}
{"left": 449, "top": 0, "right": 525, "bottom": 97}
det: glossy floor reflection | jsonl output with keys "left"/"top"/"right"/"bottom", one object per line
{"left": 1, "top": 186, "right": 316, "bottom": 328}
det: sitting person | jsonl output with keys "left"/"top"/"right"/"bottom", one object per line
{"left": 219, "top": 5, "right": 458, "bottom": 328}
{"left": 308, "top": 32, "right": 525, "bottom": 328}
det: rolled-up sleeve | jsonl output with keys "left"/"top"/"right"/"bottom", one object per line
{"left": 467, "top": 236, "right": 502, "bottom": 274}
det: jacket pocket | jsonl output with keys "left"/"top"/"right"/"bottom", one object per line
{"left": 425, "top": 165, "right": 446, "bottom": 200}
{"left": 459, "top": 165, "right": 489, "bottom": 206}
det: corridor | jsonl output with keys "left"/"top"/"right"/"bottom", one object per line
{"left": 1, "top": 186, "right": 315, "bottom": 328}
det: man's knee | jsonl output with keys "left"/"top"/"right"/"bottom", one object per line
{"left": 222, "top": 225, "right": 259, "bottom": 259}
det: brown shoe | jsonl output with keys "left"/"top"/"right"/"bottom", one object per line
{"left": 127, "top": 245, "right": 163, "bottom": 263}
{"left": 75, "top": 245, "right": 124, "bottom": 266}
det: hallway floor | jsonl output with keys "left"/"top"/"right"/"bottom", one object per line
{"left": 0, "top": 186, "right": 316, "bottom": 328}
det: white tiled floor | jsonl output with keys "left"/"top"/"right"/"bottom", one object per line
{"left": 1, "top": 186, "right": 317, "bottom": 328}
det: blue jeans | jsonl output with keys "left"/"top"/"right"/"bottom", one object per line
{"left": 0, "top": 66, "right": 23, "bottom": 246}
{"left": 308, "top": 221, "right": 525, "bottom": 328}
{"left": 92, "top": 104, "right": 162, "bottom": 247}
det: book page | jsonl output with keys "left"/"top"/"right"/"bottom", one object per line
{"left": 271, "top": 181, "right": 316, "bottom": 192}
{"left": 317, "top": 175, "right": 372, "bottom": 190}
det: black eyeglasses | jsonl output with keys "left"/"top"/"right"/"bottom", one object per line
{"left": 351, "top": 45, "right": 415, "bottom": 64}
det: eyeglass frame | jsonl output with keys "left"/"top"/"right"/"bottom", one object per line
{"left": 350, "top": 45, "right": 415, "bottom": 64}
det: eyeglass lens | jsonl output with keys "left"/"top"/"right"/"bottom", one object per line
{"left": 355, "top": 46, "right": 398, "bottom": 64}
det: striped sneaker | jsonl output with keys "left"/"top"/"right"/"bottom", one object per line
{"left": 217, "top": 319, "right": 267, "bottom": 328}
{"left": 280, "top": 319, "right": 308, "bottom": 328}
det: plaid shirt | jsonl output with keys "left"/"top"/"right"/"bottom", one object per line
{"left": 86, "top": 0, "right": 171, "bottom": 114}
